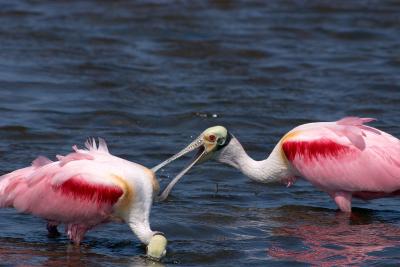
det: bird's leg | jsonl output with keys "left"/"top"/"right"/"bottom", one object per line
{"left": 283, "top": 176, "right": 297, "bottom": 187}
{"left": 329, "top": 191, "right": 352, "bottom": 212}
{"left": 46, "top": 221, "right": 60, "bottom": 237}
{"left": 66, "top": 224, "right": 89, "bottom": 245}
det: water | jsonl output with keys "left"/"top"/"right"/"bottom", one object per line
{"left": 0, "top": 0, "right": 400, "bottom": 266}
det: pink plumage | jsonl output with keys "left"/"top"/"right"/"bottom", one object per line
{"left": 0, "top": 138, "right": 159, "bottom": 245}
{"left": 281, "top": 117, "right": 400, "bottom": 211}
{"left": 209, "top": 116, "right": 400, "bottom": 212}
{"left": 282, "top": 138, "right": 351, "bottom": 162}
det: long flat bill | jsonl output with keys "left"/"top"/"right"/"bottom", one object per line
{"left": 155, "top": 148, "right": 206, "bottom": 202}
{"left": 151, "top": 135, "right": 204, "bottom": 173}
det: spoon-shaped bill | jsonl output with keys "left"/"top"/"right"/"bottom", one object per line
{"left": 146, "top": 234, "right": 167, "bottom": 261}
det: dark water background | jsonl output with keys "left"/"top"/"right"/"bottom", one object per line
{"left": 0, "top": 0, "right": 400, "bottom": 266}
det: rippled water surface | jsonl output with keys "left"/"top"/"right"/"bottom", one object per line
{"left": 1, "top": 0, "right": 400, "bottom": 266}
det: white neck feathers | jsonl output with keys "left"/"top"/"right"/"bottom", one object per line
{"left": 216, "top": 137, "right": 292, "bottom": 183}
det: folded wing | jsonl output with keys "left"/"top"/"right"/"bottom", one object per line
{"left": 0, "top": 141, "right": 124, "bottom": 225}
{"left": 282, "top": 117, "right": 400, "bottom": 194}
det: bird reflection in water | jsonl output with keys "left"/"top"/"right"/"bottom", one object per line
{"left": 0, "top": 237, "right": 165, "bottom": 267}
{"left": 268, "top": 206, "right": 400, "bottom": 265}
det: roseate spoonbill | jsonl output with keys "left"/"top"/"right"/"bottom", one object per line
{"left": 157, "top": 117, "right": 400, "bottom": 212}
{"left": 0, "top": 138, "right": 203, "bottom": 260}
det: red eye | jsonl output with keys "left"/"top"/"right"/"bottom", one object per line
{"left": 209, "top": 134, "right": 216, "bottom": 142}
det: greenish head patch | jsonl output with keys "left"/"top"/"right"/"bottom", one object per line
{"left": 203, "top": 126, "right": 227, "bottom": 144}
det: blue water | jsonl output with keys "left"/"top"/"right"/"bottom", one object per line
{"left": 0, "top": 0, "right": 400, "bottom": 266}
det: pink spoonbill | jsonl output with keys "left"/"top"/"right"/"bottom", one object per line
{"left": 0, "top": 138, "right": 206, "bottom": 260}
{"left": 157, "top": 117, "right": 400, "bottom": 212}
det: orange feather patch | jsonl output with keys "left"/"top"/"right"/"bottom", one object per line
{"left": 57, "top": 176, "right": 123, "bottom": 204}
{"left": 282, "top": 139, "right": 350, "bottom": 162}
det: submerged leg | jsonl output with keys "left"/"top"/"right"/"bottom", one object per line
{"left": 66, "top": 224, "right": 89, "bottom": 245}
{"left": 47, "top": 221, "right": 60, "bottom": 237}
{"left": 329, "top": 191, "right": 352, "bottom": 212}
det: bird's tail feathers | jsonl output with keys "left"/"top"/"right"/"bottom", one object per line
{"left": 84, "top": 137, "right": 109, "bottom": 154}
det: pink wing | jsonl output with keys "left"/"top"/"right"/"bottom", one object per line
{"left": 0, "top": 140, "right": 124, "bottom": 225}
{"left": 282, "top": 117, "right": 400, "bottom": 195}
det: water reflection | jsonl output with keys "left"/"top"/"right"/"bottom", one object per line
{"left": 268, "top": 206, "right": 400, "bottom": 265}
{"left": 0, "top": 237, "right": 165, "bottom": 267}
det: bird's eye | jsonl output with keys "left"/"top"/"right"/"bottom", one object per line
{"left": 208, "top": 134, "right": 216, "bottom": 142}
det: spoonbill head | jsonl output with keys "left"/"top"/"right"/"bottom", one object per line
{"left": 154, "top": 126, "right": 230, "bottom": 201}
